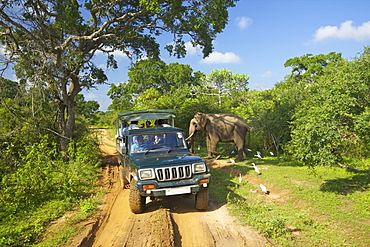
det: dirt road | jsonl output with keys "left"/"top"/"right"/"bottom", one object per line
{"left": 80, "top": 129, "right": 272, "bottom": 247}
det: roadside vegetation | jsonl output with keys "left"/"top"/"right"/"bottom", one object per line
{"left": 1, "top": 1, "right": 369, "bottom": 246}
{"left": 209, "top": 155, "right": 370, "bottom": 246}
{"left": 0, "top": 134, "right": 102, "bottom": 246}
{"left": 0, "top": 1, "right": 237, "bottom": 246}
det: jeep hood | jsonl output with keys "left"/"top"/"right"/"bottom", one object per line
{"left": 131, "top": 152, "right": 203, "bottom": 168}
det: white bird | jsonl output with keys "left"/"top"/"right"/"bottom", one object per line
{"left": 197, "top": 145, "right": 200, "bottom": 150}
{"left": 247, "top": 148, "right": 252, "bottom": 152}
{"left": 238, "top": 173, "right": 243, "bottom": 183}
{"left": 260, "top": 184, "right": 268, "bottom": 194}
{"left": 252, "top": 163, "right": 261, "bottom": 174}
{"left": 230, "top": 158, "right": 236, "bottom": 164}
{"left": 254, "top": 151, "right": 262, "bottom": 159}
{"left": 270, "top": 152, "right": 274, "bottom": 156}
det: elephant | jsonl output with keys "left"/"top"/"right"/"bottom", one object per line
{"left": 186, "top": 112, "right": 250, "bottom": 162}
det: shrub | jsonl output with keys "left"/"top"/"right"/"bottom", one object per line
{"left": 0, "top": 134, "right": 101, "bottom": 246}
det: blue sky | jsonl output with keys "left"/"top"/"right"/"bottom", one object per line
{"left": 88, "top": 0, "right": 370, "bottom": 111}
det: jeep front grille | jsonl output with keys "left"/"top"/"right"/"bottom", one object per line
{"left": 155, "top": 165, "right": 192, "bottom": 181}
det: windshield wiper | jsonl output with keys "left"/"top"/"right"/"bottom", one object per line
{"left": 168, "top": 145, "right": 185, "bottom": 153}
{"left": 145, "top": 146, "right": 165, "bottom": 155}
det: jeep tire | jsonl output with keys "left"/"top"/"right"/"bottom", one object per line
{"left": 195, "top": 188, "right": 209, "bottom": 211}
{"left": 129, "top": 179, "right": 146, "bottom": 214}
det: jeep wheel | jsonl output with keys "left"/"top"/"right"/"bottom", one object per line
{"left": 129, "top": 180, "right": 146, "bottom": 214}
{"left": 195, "top": 188, "right": 209, "bottom": 211}
{"left": 119, "top": 166, "right": 129, "bottom": 189}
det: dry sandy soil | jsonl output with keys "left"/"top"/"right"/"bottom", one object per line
{"left": 71, "top": 129, "right": 274, "bottom": 247}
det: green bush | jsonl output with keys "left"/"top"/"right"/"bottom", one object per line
{"left": 0, "top": 135, "right": 101, "bottom": 246}
{"left": 210, "top": 157, "right": 370, "bottom": 246}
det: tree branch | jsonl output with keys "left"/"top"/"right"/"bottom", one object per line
{"left": 56, "top": 9, "right": 148, "bottom": 51}
{"left": 0, "top": 97, "right": 71, "bottom": 140}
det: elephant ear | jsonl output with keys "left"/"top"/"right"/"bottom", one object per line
{"left": 197, "top": 113, "right": 207, "bottom": 129}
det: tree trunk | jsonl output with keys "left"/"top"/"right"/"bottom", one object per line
{"left": 56, "top": 96, "right": 76, "bottom": 152}
{"left": 55, "top": 75, "right": 80, "bottom": 152}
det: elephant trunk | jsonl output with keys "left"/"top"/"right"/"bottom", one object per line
{"left": 188, "top": 135, "right": 195, "bottom": 153}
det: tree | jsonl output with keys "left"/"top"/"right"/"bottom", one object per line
{"left": 248, "top": 52, "right": 344, "bottom": 156}
{"left": 0, "top": 77, "right": 57, "bottom": 177}
{"left": 74, "top": 94, "right": 100, "bottom": 125}
{"left": 246, "top": 89, "right": 289, "bottom": 155}
{"left": 0, "top": 0, "right": 238, "bottom": 151}
{"left": 284, "top": 52, "right": 342, "bottom": 83}
{"left": 205, "top": 68, "right": 249, "bottom": 106}
{"left": 287, "top": 47, "right": 370, "bottom": 167}
{"left": 107, "top": 58, "right": 206, "bottom": 111}
{"left": 0, "top": 78, "right": 19, "bottom": 99}
{"left": 126, "top": 58, "right": 168, "bottom": 95}
{"left": 126, "top": 58, "right": 203, "bottom": 95}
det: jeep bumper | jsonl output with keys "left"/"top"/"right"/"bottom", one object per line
{"left": 136, "top": 173, "right": 211, "bottom": 197}
{"left": 146, "top": 183, "right": 208, "bottom": 196}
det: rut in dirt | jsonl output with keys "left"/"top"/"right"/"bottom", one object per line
{"left": 83, "top": 130, "right": 273, "bottom": 247}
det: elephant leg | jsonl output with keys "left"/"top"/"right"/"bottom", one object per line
{"left": 234, "top": 138, "right": 246, "bottom": 162}
{"left": 237, "top": 149, "right": 247, "bottom": 161}
{"left": 205, "top": 140, "right": 213, "bottom": 159}
{"left": 206, "top": 138, "right": 222, "bottom": 159}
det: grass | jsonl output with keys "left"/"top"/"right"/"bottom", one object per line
{"left": 34, "top": 192, "right": 104, "bottom": 247}
{"left": 209, "top": 156, "right": 370, "bottom": 247}
{"left": 0, "top": 200, "right": 74, "bottom": 246}
{"left": 24, "top": 141, "right": 369, "bottom": 246}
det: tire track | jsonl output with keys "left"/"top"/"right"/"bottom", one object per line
{"left": 88, "top": 129, "right": 273, "bottom": 247}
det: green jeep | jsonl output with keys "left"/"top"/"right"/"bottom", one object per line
{"left": 115, "top": 109, "right": 211, "bottom": 214}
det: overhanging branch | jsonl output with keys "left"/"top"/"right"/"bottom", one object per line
{"left": 56, "top": 9, "right": 148, "bottom": 51}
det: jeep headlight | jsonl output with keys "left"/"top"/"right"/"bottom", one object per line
{"left": 193, "top": 162, "right": 206, "bottom": 173}
{"left": 139, "top": 169, "right": 155, "bottom": 180}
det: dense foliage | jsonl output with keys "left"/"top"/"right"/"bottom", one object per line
{"left": 0, "top": 0, "right": 238, "bottom": 151}
{"left": 287, "top": 48, "right": 370, "bottom": 167}
{"left": 107, "top": 62, "right": 250, "bottom": 147}
{"left": 0, "top": 77, "right": 101, "bottom": 245}
{"left": 106, "top": 47, "right": 370, "bottom": 170}
{"left": 0, "top": 1, "right": 369, "bottom": 245}
{"left": 0, "top": 1, "right": 239, "bottom": 244}
{"left": 0, "top": 136, "right": 101, "bottom": 246}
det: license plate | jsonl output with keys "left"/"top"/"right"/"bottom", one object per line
{"left": 165, "top": 186, "right": 191, "bottom": 196}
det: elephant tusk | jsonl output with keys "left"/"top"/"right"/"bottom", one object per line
{"left": 185, "top": 132, "right": 195, "bottom": 140}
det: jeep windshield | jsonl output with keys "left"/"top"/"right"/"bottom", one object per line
{"left": 128, "top": 131, "right": 187, "bottom": 154}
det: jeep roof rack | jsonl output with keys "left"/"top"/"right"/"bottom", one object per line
{"left": 116, "top": 109, "right": 176, "bottom": 126}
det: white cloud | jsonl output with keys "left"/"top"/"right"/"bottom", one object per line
{"left": 235, "top": 17, "right": 253, "bottom": 30}
{"left": 185, "top": 42, "right": 201, "bottom": 55}
{"left": 98, "top": 63, "right": 106, "bottom": 69}
{"left": 110, "top": 49, "right": 128, "bottom": 58}
{"left": 0, "top": 45, "right": 5, "bottom": 55}
{"left": 261, "top": 70, "right": 273, "bottom": 78}
{"left": 95, "top": 47, "right": 128, "bottom": 59}
{"left": 200, "top": 51, "right": 242, "bottom": 64}
{"left": 312, "top": 20, "right": 370, "bottom": 42}
{"left": 85, "top": 93, "right": 97, "bottom": 99}
{"left": 12, "top": 74, "right": 19, "bottom": 82}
